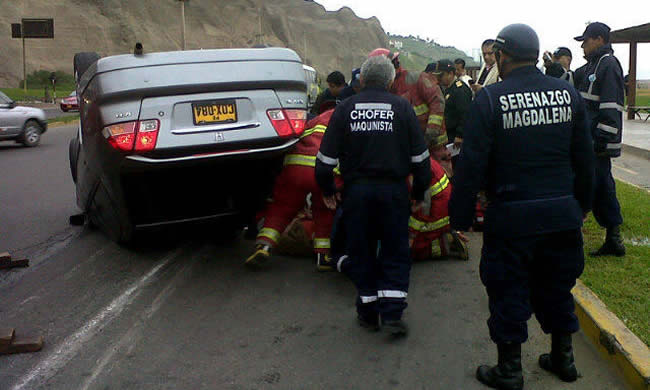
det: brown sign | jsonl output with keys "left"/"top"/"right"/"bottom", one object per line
{"left": 21, "top": 18, "right": 54, "bottom": 39}
{"left": 11, "top": 23, "right": 22, "bottom": 38}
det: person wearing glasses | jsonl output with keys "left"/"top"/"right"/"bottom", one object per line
{"left": 472, "top": 39, "right": 500, "bottom": 94}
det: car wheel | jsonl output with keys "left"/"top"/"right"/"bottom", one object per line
{"left": 74, "top": 52, "right": 100, "bottom": 83}
{"left": 21, "top": 120, "right": 42, "bottom": 147}
{"left": 62, "top": 108, "right": 68, "bottom": 112}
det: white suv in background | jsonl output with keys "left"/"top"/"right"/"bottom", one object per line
{"left": 0, "top": 91, "right": 47, "bottom": 147}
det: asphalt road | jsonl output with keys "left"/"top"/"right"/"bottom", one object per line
{"left": 0, "top": 123, "right": 630, "bottom": 389}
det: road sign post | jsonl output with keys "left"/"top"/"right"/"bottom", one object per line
{"left": 11, "top": 19, "right": 54, "bottom": 93}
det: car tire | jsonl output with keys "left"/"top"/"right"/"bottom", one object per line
{"left": 74, "top": 52, "right": 100, "bottom": 84}
{"left": 69, "top": 137, "right": 80, "bottom": 183}
{"left": 62, "top": 108, "right": 69, "bottom": 112}
{"left": 21, "top": 120, "right": 42, "bottom": 147}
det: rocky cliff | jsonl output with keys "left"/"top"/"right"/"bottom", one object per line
{"left": 0, "top": 0, "right": 389, "bottom": 87}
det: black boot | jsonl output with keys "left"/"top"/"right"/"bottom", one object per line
{"left": 590, "top": 225, "right": 625, "bottom": 257}
{"left": 476, "top": 343, "right": 523, "bottom": 390}
{"left": 539, "top": 333, "right": 578, "bottom": 382}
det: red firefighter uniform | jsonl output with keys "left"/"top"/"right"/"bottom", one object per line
{"left": 392, "top": 70, "right": 447, "bottom": 148}
{"left": 409, "top": 158, "right": 467, "bottom": 260}
{"left": 247, "top": 110, "right": 336, "bottom": 266}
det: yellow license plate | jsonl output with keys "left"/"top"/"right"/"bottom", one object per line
{"left": 192, "top": 100, "right": 237, "bottom": 125}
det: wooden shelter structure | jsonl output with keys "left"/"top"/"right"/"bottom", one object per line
{"left": 610, "top": 23, "right": 650, "bottom": 119}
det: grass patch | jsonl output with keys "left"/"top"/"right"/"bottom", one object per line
{"left": 581, "top": 179, "right": 650, "bottom": 346}
{"left": 1, "top": 87, "right": 74, "bottom": 102}
{"left": 47, "top": 114, "right": 79, "bottom": 125}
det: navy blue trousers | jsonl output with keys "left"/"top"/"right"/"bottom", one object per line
{"left": 480, "top": 229, "right": 585, "bottom": 344}
{"left": 593, "top": 157, "right": 623, "bottom": 229}
{"left": 339, "top": 181, "right": 411, "bottom": 322}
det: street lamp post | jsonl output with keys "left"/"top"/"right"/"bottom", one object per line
{"left": 177, "top": 0, "right": 189, "bottom": 50}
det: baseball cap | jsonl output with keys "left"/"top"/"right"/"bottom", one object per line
{"left": 553, "top": 47, "right": 572, "bottom": 58}
{"left": 350, "top": 68, "right": 361, "bottom": 88}
{"left": 574, "top": 22, "right": 610, "bottom": 42}
{"left": 433, "top": 59, "right": 455, "bottom": 74}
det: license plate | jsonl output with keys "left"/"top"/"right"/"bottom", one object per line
{"left": 192, "top": 100, "right": 237, "bottom": 125}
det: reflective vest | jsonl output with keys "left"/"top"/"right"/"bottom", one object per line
{"left": 409, "top": 157, "right": 451, "bottom": 235}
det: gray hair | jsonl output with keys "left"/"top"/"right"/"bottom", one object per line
{"left": 360, "top": 55, "right": 396, "bottom": 89}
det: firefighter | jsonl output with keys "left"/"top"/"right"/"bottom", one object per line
{"left": 246, "top": 101, "right": 338, "bottom": 271}
{"left": 369, "top": 48, "right": 447, "bottom": 153}
{"left": 449, "top": 24, "right": 595, "bottom": 389}
{"left": 574, "top": 22, "right": 626, "bottom": 257}
{"left": 408, "top": 137, "right": 469, "bottom": 262}
{"left": 316, "top": 55, "right": 431, "bottom": 336}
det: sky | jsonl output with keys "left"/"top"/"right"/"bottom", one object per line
{"left": 317, "top": 0, "right": 650, "bottom": 79}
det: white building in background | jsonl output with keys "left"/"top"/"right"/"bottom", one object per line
{"left": 389, "top": 40, "right": 403, "bottom": 50}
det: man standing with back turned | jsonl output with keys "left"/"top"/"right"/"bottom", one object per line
{"left": 450, "top": 24, "right": 595, "bottom": 389}
{"left": 316, "top": 55, "right": 431, "bottom": 337}
{"left": 574, "top": 22, "right": 626, "bottom": 257}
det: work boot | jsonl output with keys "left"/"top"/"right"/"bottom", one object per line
{"left": 590, "top": 225, "right": 625, "bottom": 257}
{"left": 476, "top": 343, "right": 524, "bottom": 390}
{"left": 382, "top": 319, "right": 408, "bottom": 338}
{"left": 315, "top": 253, "right": 335, "bottom": 272}
{"left": 539, "top": 333, "right": 578, "bottom": 382}
{"left": 357, "top": 313, "right": 380, "bottom": 332}
{"left": 448, "top": 232, "right": 469, "bottom": 261}
{"left": 245, "top": 244, "right": 271, "bottom": 266}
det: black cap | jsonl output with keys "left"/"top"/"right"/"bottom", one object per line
{"left": 574, "top": 22, "right": 610, "bottom": 42}
{"left": 493, "top": 23, "right": 539, "bottom": 61}
{"left": 433, "top": 59, "right": 455, "bottom": 74}
{"left": 553, "top": 47, "right": 572, "bottom": 58}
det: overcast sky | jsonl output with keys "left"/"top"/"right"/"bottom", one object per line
{"left": 317, "top": 0, "right": 650, "bottom": 79}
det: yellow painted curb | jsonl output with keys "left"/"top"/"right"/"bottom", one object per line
{"left": 573, "top": 280, "right": 650, "bottom": 390}
{"left": 48, "top": 119, "right": 79, "bottom": 128}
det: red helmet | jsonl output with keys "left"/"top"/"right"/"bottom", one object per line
{"left": 368, "top": 48, "right": 399, "bottom": 60}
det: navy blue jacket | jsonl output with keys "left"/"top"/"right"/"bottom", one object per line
{"left": 316, "top": 87, "right": 431, "bottom": 201}
{"left": 449, "top": 66, "right": 595, "bottom": 237}
{"left": 575, "top": 44, "right": 624, "bottom": 158}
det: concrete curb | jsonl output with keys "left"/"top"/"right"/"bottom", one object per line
{"left": 622, "top": 144, "right": 650, "bottom": 161}
{"left": 48, "top": 119, "right": 79, "bottom": 128}
{"left": 573, "top": 280, "right": 650, "bottom": 390}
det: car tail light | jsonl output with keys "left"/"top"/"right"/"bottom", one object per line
{"left": 102, "top": 119, "right": 160, "bottom": 152}
{"left": 102, "top": 121, "right": 137, "bottom": 151}
{"left": 134, "top": 119, "right": 160, "bottom": 152}
{"left": 267, "top": 109, "right": 307, "bottom": 137}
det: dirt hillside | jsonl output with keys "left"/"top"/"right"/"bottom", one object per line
{"left": 0, "top": 0, "right": 389, "bottom": 87}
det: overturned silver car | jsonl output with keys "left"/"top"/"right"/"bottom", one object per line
{"left": 69, "top": 48, "right": 308, "bottom": 243}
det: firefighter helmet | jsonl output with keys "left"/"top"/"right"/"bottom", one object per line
{"left": 493, "top": 24, "right": 539, "bottom": 61}
{"left": 368, "top": 48, "right": 399, "bottom": 60}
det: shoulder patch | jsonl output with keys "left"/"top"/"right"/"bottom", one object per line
{"left": 456, "top": 81, "right": 463, "bottom": 87}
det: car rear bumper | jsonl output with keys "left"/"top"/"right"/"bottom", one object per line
{"left": 124, "top": 138, "right": 298, "bottom": 165}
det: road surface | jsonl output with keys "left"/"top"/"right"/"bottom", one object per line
{"left": 0, "top": 123, "right": 631, "bottom": 389}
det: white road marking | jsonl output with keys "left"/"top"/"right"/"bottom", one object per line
{"left": 79, "top": 259, "right": 197, "bottom": 390}
{"left": 612, "top": 163, "right": 638, "bottom": 175}
{"left": 11, "top": 248, "right": 184, "bottom": 390}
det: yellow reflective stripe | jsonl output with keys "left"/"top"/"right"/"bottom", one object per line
{"left": 284, "top": 154, "right": 316, "bottom": 167}
{"left": 301, "top": 124, "right": 327, "bottom": 139}
{"left": 314, "top": 238, "right": 331, "bottom": 249}
{"left": 431, "top": 238, "right": 442, "bottom": 257}
{"left": 428, "top": 134, "right": 447, "bottom": 146}
{"left": 414, "top": 104, "right": 429, "bottom": 116}
{"left": 408, "top": 216, "right": 450, "bottom": 233}
{"left": 258, "top": 227, "right": 281, "bottom": 243}
{"left": 428, "top": 115, "right": 443, "bottom": 125}
{"left": 430, "top": 174, "right": 450, "bottom": 196}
